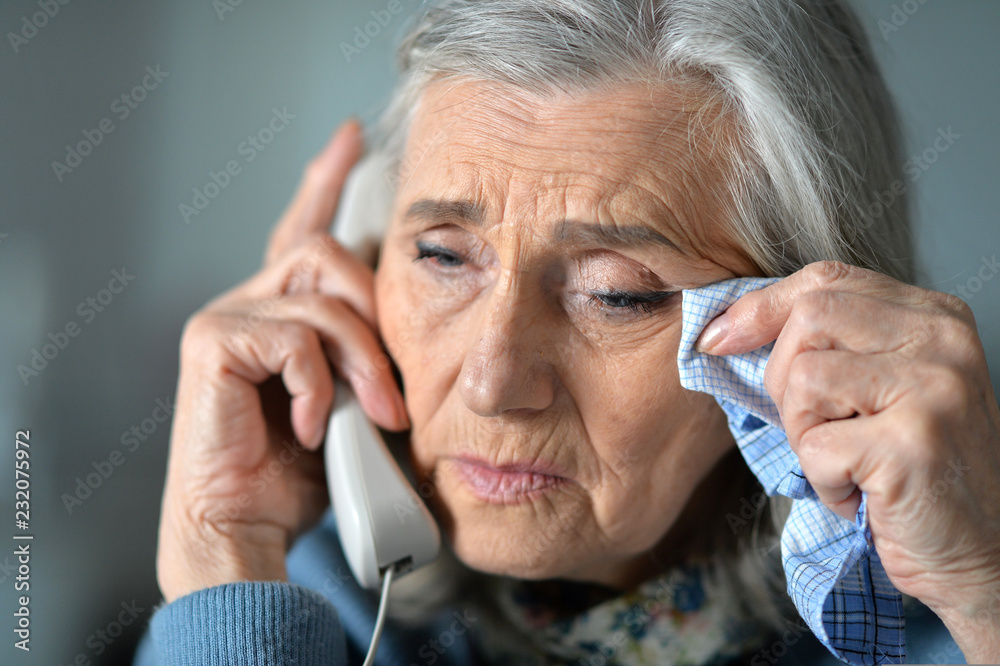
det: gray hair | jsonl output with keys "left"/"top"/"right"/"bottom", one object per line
{"left": 369, "top": 0, "right": 914, "bottom": 634}
{"left": 373, "top": 0, "right": 913, "bottom": 283}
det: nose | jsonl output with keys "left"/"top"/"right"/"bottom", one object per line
{"left": 458, "top": 269, "right": 556, "bottom": 417}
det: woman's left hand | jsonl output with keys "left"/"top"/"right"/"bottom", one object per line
{"left": 696, "top": 260, "right": 1000, "bottom": 662}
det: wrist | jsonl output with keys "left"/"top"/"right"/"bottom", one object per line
{"left": 157, "top": 509, "right": 289, "bottom": 603}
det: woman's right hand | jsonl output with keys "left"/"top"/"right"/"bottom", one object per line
{"left": 156, "top": 121, "right": 410, "bottom": 603}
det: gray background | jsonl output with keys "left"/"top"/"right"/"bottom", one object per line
{"left": 0, "top": 1, "right": 997, "bottom": 664}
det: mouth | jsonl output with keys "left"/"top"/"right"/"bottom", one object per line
{"left": 449, "top": 456, "right": 568, "bottom": 505}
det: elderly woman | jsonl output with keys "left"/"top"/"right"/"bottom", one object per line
{"left": 137, "top": 0, "right": 1000, "bottom": 664}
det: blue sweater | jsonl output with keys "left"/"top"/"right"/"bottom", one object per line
{"left": 133, "top": 508, "right": 964, "bottom": 665}
{"left": 134, "top": 509, "right": 479, "bottom": 666}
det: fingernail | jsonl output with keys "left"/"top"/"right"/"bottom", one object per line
{"left": 335, "top": 118, "right": 362, "bottom": 152}
{"left": 393, "top": 391, "right": 410, "bottom": 430}
{"left": 319, "top": 119, "right": 361, "bottom": 164}
{"left": 696, "top": 312, "right": 731, "bottom": 354}
{"left": 309, "top": 418, "right": 327, "bottom": 449}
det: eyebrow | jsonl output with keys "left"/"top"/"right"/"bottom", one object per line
{"left": 404, "top": 199, "right": 485, "bottom": 225}
{"left": 553, "top": 220, "right": 680, "bottom": 252}
{"left": 403, "top": 198, "right": 681, "bottom": 252}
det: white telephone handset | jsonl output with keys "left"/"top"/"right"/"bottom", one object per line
{"left": 324, "top": 153, "right": 441, "bottom": 662}
{"left": 326, "top": 153, "right": 441, "bottom": 588}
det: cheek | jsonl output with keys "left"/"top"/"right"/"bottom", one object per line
{"left": 375, "top": 246, "right": 471, "bottom": 422}
{"left": 564, "top": 318, "right": 684, "bottom": 450}
{"left": 575, "top": 340, "right": 724, "bottom": 535}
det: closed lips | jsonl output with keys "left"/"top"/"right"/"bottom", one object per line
{"left": 451, "top": 457, "right": 567, "bottom": 504}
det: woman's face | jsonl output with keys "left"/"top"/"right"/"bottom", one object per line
{"left": 375, "top": 79, "right": 758, "bottom": 588}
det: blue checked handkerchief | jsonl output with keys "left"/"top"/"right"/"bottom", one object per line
{"left": 677, "top": 277, "right": 905, "bottom": 665}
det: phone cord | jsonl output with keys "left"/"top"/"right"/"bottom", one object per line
{"left": 362, "top": 564, "right": 396, "bottom": 666}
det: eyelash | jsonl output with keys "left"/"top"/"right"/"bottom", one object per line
{"left": 414, "top": 242, "right": 464, "bottom": 268}
{"left": 588, "top": 290, "right": 675, "bottom": 315}
{"left": 413, "top": 242, "right": 675, "bottom": 316}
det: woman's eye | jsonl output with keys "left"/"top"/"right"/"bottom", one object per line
{"left": 414, "top": 241, "right": 465, "bottom": 268}
{"left": 589, "top": 290, "right": 675, "bottom": 315}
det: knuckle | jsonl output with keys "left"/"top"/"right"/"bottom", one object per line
{"left": 311, "top": 366, "right": 335, "bottom": 399}
{"left": 789, "top": 290, "right": 840, "bottom": 333}
{"left": 296, "top": 234, "right": 346, "bottom": 269}
{"left": 785, "top": 354, "right": 822, "bottom": 402}
{"left": 798, "top": 422, "right": 834, "bottom": 454}
{"left": 278, "top": 235, "right": 345, "bottom": 292}
{"left": 272, "top": 319, "right": 316, "bottom": 352}
{"left": 937, "top": 312, "right": 979, "bottom": 351}
{"left": 890, "top": 410, "right": 939, "bottom": 464}
{"left": 301, "top": 159, "right": 329, "bottom": 188}
{"left": 285, "top": 292, "right": 350, "bottom": 325}
{"left": 803, "top": 260, "right": 857, "bottom": 287}
{"left": 179, "top": 313, "right": 226, "bottom": 361}
{"left": 922, "top": 364, "right": 970, "bottom": 412}
{"left": 308, "top": 232, "right": 343, "bottom": 257}
{"left": 933, "top": 290, "right": 970, "bottom": 316}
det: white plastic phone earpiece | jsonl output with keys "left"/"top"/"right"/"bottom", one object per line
{"left": 325, "top": 151, "right": 441, "bottom": 592}
{"left": 325, "top": 379, "right": 441, "bottom": 590}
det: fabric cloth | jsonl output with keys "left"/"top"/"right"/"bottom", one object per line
{"left": 147, "top": 581, "right": 346, "bottom": 665}
{"left": 480, "top": 563, "right": 770, "bottom": 665}
{"left": 135, "top": 508, "right": 479, "bottom": 666}
{"left": 676, "top": 277, "right": 906, "bottom": 664}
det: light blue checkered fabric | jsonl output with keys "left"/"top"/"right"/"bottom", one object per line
{"left": 677, "top": 277, "right": 905, "bottom": 665}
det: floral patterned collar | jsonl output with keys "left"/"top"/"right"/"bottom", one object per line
{"left": 477, "top": 562, "right": 770, "bottom": 665}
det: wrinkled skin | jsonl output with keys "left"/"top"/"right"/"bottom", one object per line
{"left": 157, "top": 81, "right": 1000, "bottom": 662}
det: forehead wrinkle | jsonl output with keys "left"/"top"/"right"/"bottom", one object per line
{"left": 405, "top": 79, "right": 740, "bottom": 261}
{"left": 425, "top": 79, "right": 696, "bottom": 163}
{"left": 421, "top": 144, "right": 702, "bottom": 257}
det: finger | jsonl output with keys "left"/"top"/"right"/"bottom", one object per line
{"left": 791, "top": 415, "right": 867, "bottom": 521}
{"left": 216, "top": 292, "right": 408, "bottom": 433}
{"left": 261, "top": 294, "right": 408, "bottom": 433}
{"left": 219, "top": 318, "right": 336, "bottom": 450}
{"left": 762, "top": 293, "right": 921, "bottom": 413}
{"left": 265, "top": 119, "right": 363, "bottom": 266}
{"left": 779, "top": 350, "right": 904, "bottom": 447}
{"left": 696, "top": 261, "right": 925, "bottom": 355}
{"left": 221, "top": 234, "right": 378, "bottom": 328}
